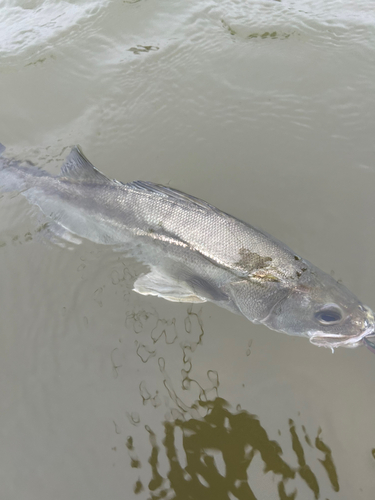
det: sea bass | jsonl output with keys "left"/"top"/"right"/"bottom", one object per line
{"left": 0, "top": 145, "right": 374, "bottom": 351}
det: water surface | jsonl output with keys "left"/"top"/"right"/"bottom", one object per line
{"left": 0, "top": 1, "right": 375, "bottom": 499}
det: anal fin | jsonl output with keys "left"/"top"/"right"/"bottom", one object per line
{"left": 36, "top": 220, "right": 83, "bottom": 248}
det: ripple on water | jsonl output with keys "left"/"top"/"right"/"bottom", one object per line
{"left": 0, "top": 0, "right": 109, "bottom": 60}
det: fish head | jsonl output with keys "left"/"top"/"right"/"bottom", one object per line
{"left": 263, "top": 263, "right": 375, "bottom": 349}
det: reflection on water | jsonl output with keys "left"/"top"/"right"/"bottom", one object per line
{"left": 221, "top": 19, "right": 294, "bottom": 41}
{"left": 115, "top": 293, "right": 340, "bottom": 498}
{"left": 126, "top": 398, "right": 339, "bottom": 500}
{"left": 104, "top": 265, "right": 346, "bottom": 499}
{"left": 129, "top": 45, "right": 160, "bottom": 55}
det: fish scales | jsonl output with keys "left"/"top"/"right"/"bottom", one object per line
{"left": 122, "top": 182, "right": 297, "bottom": 278}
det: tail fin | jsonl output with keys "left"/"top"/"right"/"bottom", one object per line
{"left": 0, "top": 147, "right": 50, "bottom": 193}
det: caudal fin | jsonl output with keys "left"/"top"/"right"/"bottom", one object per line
{"left": 0, "top": 147, "right": 50, "bottom": 193}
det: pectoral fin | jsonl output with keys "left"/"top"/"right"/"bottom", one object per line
{"left": 133, "top": 269, "right": 207, "bottom": 303}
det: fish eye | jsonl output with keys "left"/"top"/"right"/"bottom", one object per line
{"left": 314, "top": 304, "right": 343, "bottom": 325}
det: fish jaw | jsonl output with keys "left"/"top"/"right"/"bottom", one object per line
{"left": 363, "top": 333, "right": 375, "bottom": 353}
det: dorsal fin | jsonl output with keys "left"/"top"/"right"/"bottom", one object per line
{"left": 130, "top": 180, "right": 223, "bottom": 212}
{"left": 60, "top": 146, "right": 110, "bottom": 183}
{"left": 0, "top": 143, "right": 5, "bottom": 155}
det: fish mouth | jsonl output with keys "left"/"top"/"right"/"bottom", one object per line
{"left": 310, "top": 325, "right": 375, "bottom": 350}
{"left": 363, "top": 333, "right": 375, "bottom": 353}
{"left": 362, "top": 305, "right": 375, "bottom": 352}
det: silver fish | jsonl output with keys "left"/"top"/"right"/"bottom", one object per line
{"left": 1, "top": 145, "right": 374, "bottom": 351}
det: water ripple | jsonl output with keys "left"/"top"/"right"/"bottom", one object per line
{"left": 0, "top": 0, "right": 109, "bottom": 60}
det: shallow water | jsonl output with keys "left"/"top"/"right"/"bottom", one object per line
{"left": 1, "top": 1, "right": 375, "bottom": 499}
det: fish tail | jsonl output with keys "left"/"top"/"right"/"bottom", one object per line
{"left": 0, "top": 144, "right": 50, "bottom": 193}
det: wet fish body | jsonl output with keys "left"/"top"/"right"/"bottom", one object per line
{"left": 0, "top": 146, "right": 374, "bottom": 350}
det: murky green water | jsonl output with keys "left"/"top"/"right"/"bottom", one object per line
{"left": 1, "top": 1, "right": 375, "bottom": 499}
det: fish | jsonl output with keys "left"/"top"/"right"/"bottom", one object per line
{"left": 0, "top": 144, "right": 374, "bottom": 351}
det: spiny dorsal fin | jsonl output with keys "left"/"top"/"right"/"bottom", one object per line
{"left": 60, "top": 146, "right": 110, "bottom": 183}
